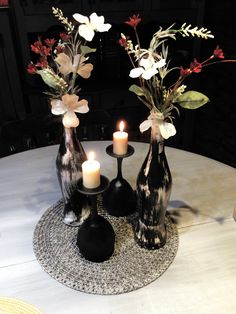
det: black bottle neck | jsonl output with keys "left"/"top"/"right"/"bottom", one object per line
{"left": 150, "top": 125, "right": 164, "bottom": 155}
{"left": 59, "top": 127, "right": 84, "bottom": 156}
{"left": 64, "top": 127, "right": 76, "bottom": 146}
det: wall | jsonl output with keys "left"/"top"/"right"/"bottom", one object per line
{"left": 1, "top": 0, "right": 236, "bottom": 167}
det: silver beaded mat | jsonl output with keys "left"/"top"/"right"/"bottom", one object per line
{"left": 33, "top": 198, "right": 179, "bottom": 295}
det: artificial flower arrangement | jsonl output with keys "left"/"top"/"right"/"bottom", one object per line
{"left": 27, "top": 7, "right": 111, "bottom": 128}
{"left": 118, "top": 14, "right": 235, "bottom": 139}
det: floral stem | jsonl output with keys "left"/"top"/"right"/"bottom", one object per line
{"left": 134, "top": 27, "right": 144, "bottom": 88}
{"left": 134, "top": 27, "right": 141, "bottom": 51}
{"left": 128, "top": 53, "right": 136, "bottom": 68}
{"left": 202, "top": 59, "right": 236, "bottom": 68}
{"left": 164, "top": 76, "right": 184, "bottom": 111}
{"left": 65, "top": 40, "right": 74, "bottom": 58}
{"left": 201, "top": 55, "right": 214, "bottom": 65}
{"left": 169, "top": 75, "right": 185, "bottom": 90}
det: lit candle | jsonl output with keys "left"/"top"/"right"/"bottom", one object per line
{"left": 82, "top": 152, "right": 101, "bottom": 189}
{"left": 113, "top": 121, "right": 128, "bottom": 155}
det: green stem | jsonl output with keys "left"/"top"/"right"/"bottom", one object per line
{"left": 164, "top": 76, "right": 185, "bottom": 111}
{"left": 70, "top": 55, "right": 82, "bottom": 93}
{"left": 65, "top": 41, "right": 74, "bottom": 58}
{"left": 75, "top": 39, "right": 83, "bottom": 54}
{"left": 169, "top": 75, "right": 185, "bottom": 89}
{"left": 69, "top": 28, "right": 87, "bottom": 93}
{"left": 134, "top": 27, "right": 141, "bottom": 52}
{"left": 128, "top": 53, "right": 136, "bottom": 68}
{"left": 134, "top": 27, "right": 144, "bottom": 88}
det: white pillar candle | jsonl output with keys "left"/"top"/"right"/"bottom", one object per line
{"left": 113, "top": 121, "right": 128, "bottom": 155}
{"left": 82, "top": 152, "right": 101, "bottom": 189}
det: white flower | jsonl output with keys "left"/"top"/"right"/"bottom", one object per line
{"left": 129, "top": 54, "right": 166, "bottom": 80}
{"left": 51, "top": 94, "right": 89, "bottom": 128}
{"left": 139, "top": 119, "right": 152, "bottom": 133}
{"left": 73, "top": 12, "right": 111, "bottom": 41}
{"left": 139, "top": 111, "right": 176, "bottom": 139}
{"left": 159, "top": 122, "right": 176, "bottom": 139}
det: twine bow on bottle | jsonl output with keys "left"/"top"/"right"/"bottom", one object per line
{"left": 139, "top": 110, "right": 176, "bottom": 140}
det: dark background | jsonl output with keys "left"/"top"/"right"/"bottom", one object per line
{"left": 0, "top": 0, "right": 236, "bottom": 167}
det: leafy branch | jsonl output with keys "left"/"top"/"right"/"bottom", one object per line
{"left": 52, "top": 7, "right": 74, "bottom": 33}
{"left": 179, "top": 23, "right": 214, "bottom": 39}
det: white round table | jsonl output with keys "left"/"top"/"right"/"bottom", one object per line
{"left": 0, "top": 141, "right": 236, "bottom": 314}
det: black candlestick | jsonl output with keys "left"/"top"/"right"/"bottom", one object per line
{"left": 103, "top": 144, "right": 136, "bottom": 217}
{"left": 76, "top": 175, "right": 115, "bottom": 263}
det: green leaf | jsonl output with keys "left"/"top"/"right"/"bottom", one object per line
{"left": 37, "top": 69, "right": 68, "bottom": 90}
{"left": 80, "top": 45, "right": 96, "bottom": 55}
{"left": 129, "top": 84, "right": 155, "bottom": 108}
{"left": 174, "top": 90, "right": 210, "bottom": 109}
{"left": 129, "top": 84, "right": 145, "bottom": 96}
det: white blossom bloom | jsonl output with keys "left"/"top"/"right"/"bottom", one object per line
{"left": 139, "top": 111, "right": 176, "bottom": 139}
{"left": 73, "top": 12, "right": 111, "bottom": 41}
{"left": 139, "top": 119, "right": 152, "bottom": 133}
{"left": 129, "top": 54, "right": 166, "bottom": 80}
{"left": 159, "top": 121, "right": 176, "bottom": 139}
{"left": 51, "top": 94, "right": 89, "bottom": 128}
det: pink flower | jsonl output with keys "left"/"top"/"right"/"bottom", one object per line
{"left": 42, "top": 46, "right": 51, "bottom": 56}
{"left": 125, "top": 14, "right": 141, "bottom": 29}
{"left": 60, "top": 33, "right": 71, "bottom": 42}
{"left": 118, "top": 34, "right": 130, "bottom": 49}
{"left": 214, "top": 46, "right": 224, "bottom": 59}
{"left": 180, "top": 59, "right": 203, "bottom": 77}
{"left": 190, "top": 59, "right": 202, "bottom": 73}
{"left": 118, "top": 37, "right": 127, "bottom": 47}
{"left": 55, "top": 45, "right": 65, "bottom": 54}
{"left": 31, "top": 41, "right": 43, "bottom": 54}
{"left": 27, "top": 63, "right": 37, "bottom": 74}
{"left": 36, "top": 57, "right": 48, "bottom": 68}
{"left": 180, "top": 67, "right": 191, "bottom": 76}
{"left": 44, "top": 38, "right": 56, "bottom": 47}
{"left": 31, "top": 40, "right": 51, "bottom": 56}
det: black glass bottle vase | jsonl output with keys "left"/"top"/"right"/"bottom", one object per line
{"left": 135, "top": 125, "right": 172, "bottom": 249}
{"left": 56, "top": 127, "right": 90, "bottom": 226}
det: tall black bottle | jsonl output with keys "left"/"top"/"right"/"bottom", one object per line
{"left": 135, "top": 124, "right": 172, "bottom": 249}
{"left": 56, "top": 126, "right": 90, "bottom": 226}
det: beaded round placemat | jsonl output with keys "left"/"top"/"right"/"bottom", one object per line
{"left": 33, "top": 199, "right": 179, "bottom": 295}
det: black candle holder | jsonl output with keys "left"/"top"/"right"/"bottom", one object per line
{"left": 103, "top": 144, "right": 136, "bottom": 217}
{"left": 76, "top": 175, "right": 115, "bottom": 263}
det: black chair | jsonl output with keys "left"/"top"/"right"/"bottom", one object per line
{"left": 0, "top": 114, "right": 62, "bottom": 157}
{"left": 0, "top": 110, "right": 111, "bottom": 157}
{"left": 77, "top": 109, "right": 111, "bottom": 141}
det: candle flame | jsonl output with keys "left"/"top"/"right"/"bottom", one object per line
{"left": 119, "top": 121, "right": 125, "bottom": 132}
{"left": 88, "top": 151, "right": 95, "bottom": 161}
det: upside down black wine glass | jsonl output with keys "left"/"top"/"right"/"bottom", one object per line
{"left": 103, "top": 144, "right": 136, "bottom": 217}
{"left": 76, "top": 175, "right": 115, "bottom": 263}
